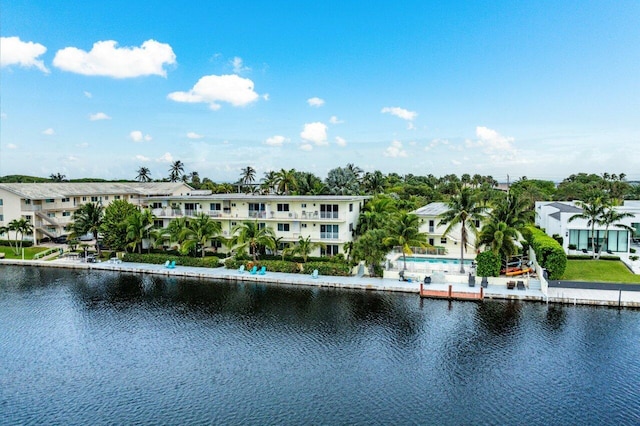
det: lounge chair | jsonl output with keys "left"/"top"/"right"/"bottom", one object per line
{"left": 238, "top": 265, "right": 245, "bottom": 273}
{"left": 258, "top": 266, "right": 266, "bottom": 275}
{"left": 517, "top": 280, "right": 525, "bottom": 290}
{"left": 167, "top": 260, "right": 176, "bottom": 269}
{"left": 249, "top": 266, "right": 258, "bottom": 274}
{"left": 311, "top": 269, "right": 319, "bottom": 279}
{"left": 507, "top": 281, "right": 516, "bottom": 290}
{"left": 481, "top": 276, "right": 488, "bottom": 288}
{"left": 164, "top": 260, "right": 171, "bottom": 268}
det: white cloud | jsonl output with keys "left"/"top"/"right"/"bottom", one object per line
{"left": 300, "top": 143, "right": 313, "bottom": 151}
{"left": 135, "top": 154, "right": 151, "bottom": 162}
{"left": 129, "top": 130, "right": 152, "bottom": 142}
{"left": 265, "top": 135, "right": 287, "bottom": 147}
{"left": 467, "top": 126, "right": 517, "bottom": 160}
{"left": 7, "top": 143, "right": 17, "bottom": 149}
{"left": 168, "top": 74, "right": 259, "bottom": 110}
{"left": 89, "top": 112, "right": 111, "bottom": 121}
{"left": 381, "top": 106, "right": 417, "bottom": 121}
{"left": 0, "top": 36, "right": 49, "bottom": 73}
{"left": 157, "top": 152, "right": 173, "bottom": 163}
{"left": 307, "top": 97, "right": 325, "bottom": 107}
{"left": 329, "top": 115, "right": 344, "bottom": 124}
{"left": 300, "top": 122, "right": 328, "bottom": 145}
{"left": 42, "top": 128, "right": 55, "bottom": 135}
{"left": 384, "top": 140, "right": 408, "bottom": 158}
{"left": 83, "top": 91, "right": 92, "bottom": 98}
{"left": 230, "top": 56, "right": 250, "bottom": 74}
{"left": 262, "top": 93, "right": 270, "bottom": 101}
{"left": 187, "top": 131, "right": 203, "bottom": 139}
{"left": 335, "top": 136, "right": 347, "bottom": 147}
{"left": 53, "top": 39, "right": 176, "bottom": 78}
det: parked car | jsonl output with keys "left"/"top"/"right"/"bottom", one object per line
{"left": 53, "top": 235, "right": 68, "bottom": 244}
{"left": 79, "top": 233, "right": 94, "bottom": 241}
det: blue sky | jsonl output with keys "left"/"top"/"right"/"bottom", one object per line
{"left": 1, "top": 1, "right": 639, "bottom": 182}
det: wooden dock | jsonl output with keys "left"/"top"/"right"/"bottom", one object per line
{"left": 419, "top": 283, "right": 484, "bottom": 301}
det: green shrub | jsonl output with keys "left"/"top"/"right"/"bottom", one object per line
{"left": 0, "top": 239, "right": 34, "bottom": 248}
{"left": 524, "top": 225, "right": 567, "bottom": 280}
{"left": 123, "top": 252, "right": 223, "bottom": 268}
{"left": 568, "top": 244, "right": 577, "bottom": 250}
{"left": 224, "top": 258, "right": 351, "bottom": 276}
{"left": 476, "top": 250, "right": 501, "bottom": 277}
{"left": 302, "top": 261, "right": 351, "bottom": 276}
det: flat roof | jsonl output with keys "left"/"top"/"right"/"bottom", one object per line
{"left": 0, "top": 182, "right": 192, "bottom": 199}
{"left": 412, "top": 202, "right": 449, "bottom": 216}
{"left": 146, "top": 194, "right": 371, "bottom": 202}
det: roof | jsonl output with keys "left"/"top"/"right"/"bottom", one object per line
{"left": 146, "top": 193, "right": 371, "bottom": 202}
{"left": 545, "top": 202, "right": 583, "bottom": 221}
{"left": 412, "top": 202, "right": 449, "bottom": 216}
{"left": 0, "top": 182, "right": 192, "bottom": 199}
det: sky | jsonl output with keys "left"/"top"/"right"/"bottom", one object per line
{"left": 1, "top": 1, "right": 639, "bottom": 183}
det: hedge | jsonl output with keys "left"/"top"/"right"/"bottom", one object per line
{"left": 123, "top": 252, "right": 224, "bottom": 268}
{"left": 523, "top": 225, "right": 567, "bottom": 280}
{"left": 0, "top": 239, "right": 34, "bottom": 248}
{"left": 476, "top": 250, "right": 501, "bottom": 277}
{"left": 224, "top": 258, "right": 352, "bottom": 276}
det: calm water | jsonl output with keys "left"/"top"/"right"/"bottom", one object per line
{"left": 1, "top": 266, "right": 639, "bottom": 425}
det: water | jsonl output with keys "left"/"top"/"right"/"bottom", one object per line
{"left": 400, "top": 256, "right": 474, "bottom": 265}
{"left": 1, "top": 265, "right": 639, "bottom": 425}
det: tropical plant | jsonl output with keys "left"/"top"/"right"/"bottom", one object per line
{"left": 231, "top": 221, "right": 276, "bottom": 261}
{"left": 596, "top": 207, "right": 634, "bottom": 258}
{"left": 325, "top": 166, "right": 360, "bottom": 195}
{"left": 383, "top": 212, "right": 428, "bottom": 271}
{"left": 168, "top": 160, "right": 185, "bottom": 182}
{"left": 438, "top": 187, "right": 485, "bottom": 273}
{"left": 136, "top": 167, "right": 151, "bottom": 182}
{"left": 7, "top": 218, "right": 33, "bottom": 255}
{"left": 71, "top": 203, "right": 104, "bottom": 256}
{"left": 126, "top": 209, "right": 155, "bottom": 253}
{"left": 240, "top": 166, "right": 256, "bottom": 192}
{"left": 49, "top": 173, "right": 66, "bottom": 182}
{"left": 568, "top": 194, "right": 607, "bottom": 259}
{"left": 180, "top": 213, "right": 222, "bottom": 257}
{"left": 356, "top": 196, "right": 397, "bottom": 235}
{"left": 274, "top": 168, "right": 297, "bottom": 195}
{"left": 478, "top": 220, "right": 519, "bottom": 273}
{"left": 166, "top": 217, "right": 188, "bottom": 251}
{"left": 285, "top": 235, "right": 324, "bottom": 262}
{"left": 100, "top": 199, "right": 139, "bottom": 251}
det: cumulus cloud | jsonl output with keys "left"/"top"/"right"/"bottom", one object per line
{"left": 466, "top": 126, "right": 517, "bottom": 160}
{"left": 89, "top": 112, "right": 111, "bottom": 121}
{"left": 168, "top": 74, "right": 259, "bottom": 110}
{"left": 230, "top": 56, "right": 250, "bottom": 74}
{"left": 42, "top": 128, "right": 55, "bottom": 135}
{"left": 300, "top": 122, "right": 328, "bottom": 145}
{"left": 129, "top": 130, "right": 152, "bottom": 142}
{"left": 300, "top": 143, "right": 313, "bottom": 151}
{"left": 7, "top": 143, "right": 17, "bottom": 149}
{"left": 0, "top": 36, "right": 49, "bottom": 73}
{"left": 157, "top": 152, "right": 174, "bottom": 163}
{"left": 135, "top": 154, "right": 151, "bottom": 162}
{"left": 187, "top": 131, "right": 203, "bottom": 139}
{"left": 265, "top": 135, "right": 287, "bottom": 147}
{"left": 381, "top": 106, "right": 417, "bottom": 121}
{"left": 329, "top": 115, "right": 344, "bottom": 124}
{"left": 384, "top": 140, "right": 408, "bottom": 158}
{"left": 53, "top": 39, "right": 176, "bottom": 78}
{"left": 335, "top": 136, "right": 347, "bottom": 147}
{"left": 307, "top": 97, "right": 325, "bottom": 107}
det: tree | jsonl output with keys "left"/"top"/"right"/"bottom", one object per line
{"left": 49, "top": 173, "right": 66, "bottom": 182}
{"left": 136, "top": 167, "right": 151, "bottom": 182}
{"left": 383, "top": 212, "right": 428, "bottom": 271}
{"left": 325, "top": 166, "right": 360, "bottom": 195}
{"left": 100, "top": 199, "right": 139, "bottom": 251}
{"left": 596, "top": 207, "right": 634, "bottom": 258}
{"left": 231, "top": 221, "right": 276, "bottom": 261}
{"left": 438, "top": 187, "right": 485, "bottom": 273}
{"left": 166, "top": 217, "right": 188, "bottom": 251}
{"left": 286, "top": 235, "right": 324, "bottom": 262}
{"left": 356, "top": 195, "right": 397, "bottom": 235}
{"left": 568, "top": 194, "right": 607, "bottom": 259}
{"left": 168, "top": 160, "right": 185, "bottom": 182}
{"left": 274, "top": 168, "right": 297, "bottom": 195}
{"left": 126, "top": 209, "right": 155, "bottom": 254}
{"left": 352, "top": 229, "right": 389, "bottom": 277}
{"left": 7, "top": 218, "right": 33, "bottom": 255}
{"left": 240, "top": 166, "right": 256, "bottom": 192}
{"left": 71, "top": 203, "right": 104, "bottom": 256}
{"left": 362, "top": 170, "right": 386, "bottom": 195}
{"left": 180, "top": 213, "right": 222, "bottom": 257}
{"left": 478, "top": 220, "right": 519, "bottom": 274}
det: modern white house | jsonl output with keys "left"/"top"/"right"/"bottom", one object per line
{"left": 0, "top": 182, "right": 369, "bottom": 257}
{"left": 535, "top": 200, "right": 640, "bottom": 254}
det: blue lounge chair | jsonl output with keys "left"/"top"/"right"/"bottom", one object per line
{"left": 311, "top": 269, "right": 319, "bottom": 279}
{"left": 258, "top": 266, "right": 266, "bottom": 275}
{"left": 168, "top": 260, "right": 176, "bottom": 269}
{"left": 164, "top": 260, "right": 171, "bottom": 268}
{"left": 238, "top": 265, "right": 245, "bottom": 273}
{"left": 249, "top": 266, "right": 258, "bottom": 274}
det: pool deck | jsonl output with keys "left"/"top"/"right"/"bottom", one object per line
{"left": 0, "top": 257, "right": 548, "bottom": 302}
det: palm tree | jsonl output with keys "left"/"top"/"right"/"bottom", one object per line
{"left": 49, "top": 173, "right": 66, "bottom": 182}
{"left": 478, "top": 220, "right": 519, "bottom": 274}
{"left": 356, "top": 196, "right": 397, "bottom": 235}
{"left": 362, "top": 170, "right": 386, "bottom": 195}
{"left": 180, "top": 213, "right": 222, "bottom": 257}
{"left": 274, "top": 168, "right": 297, "bottom": 195}
{"left": 166, "top": 217, "right": 188, "bottom": 251}
{"left": 438, "top": 187, "right": 485, "bottom": 273}
{"left": 7, "top": 218, "right": 33, "bottom": 255}
{"left": 126, "top": 209, "right": 154, "bottom": 253}
{"left": 286, "top": 235, "right": 324, "bottom": 262}
{"left": 136, "top": 167, "right": 151, "bottom": 182}
{"left": 168, "top": 160, "right": 185, "bottom": 182}
{"left": 261, "top": 170, "right": 278, "bottom": 194}
{"left": 383, "top": 212, "right": 428, "bottom": 271}
{"left": 568, "top": 195, "right": 607, "bottom": 259}
{"left": 596, "top": 207, "right": 634, "bottom": 258}
{"left": 232, "top": 221, "right": 276, "bottom": 261}
{"left": 240, "top": 166, "right": 256, "bottom": 192}
{"left": 71, "top": 203, "right": 104, "bottom": 256}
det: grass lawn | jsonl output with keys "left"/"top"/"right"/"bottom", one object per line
{"left": 562, "top": 259, "right": 640, "bottom": 283}
{"left": 0, "top": 246, "right": 50, "bottom": 260}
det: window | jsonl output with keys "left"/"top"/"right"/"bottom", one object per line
{"left": 249, "top": 203, "right": 265, "bottom": 218}
{"left": 82, "top": 197, "right": 87, "bottom": 201}
{"left": 115, "top": 195, "right": 121, "bottom": 200}
{"left": 258, "top": 223, "right": 266, "bottom": 230}
{"left": 302, "top": 223, "right": 307, "bottom": 228}
{"left": 25, "top": 215, "right": 32, "bottom": 220}
{"left": 45, "top": 199, "right": 54, "bottom": 203}
{"left": 440, "top": 237, "right": 447, "bottom": 244}
{"left": 153, "top": 220, "right": 164, "bottom": 228}
{"left": 429, "top": 238, "right": 435, "bottom": 246}
{"left": 0, "top": 215, "right": 3, "bottom": 222}
{"left": 104, "top": 196, "right": 109, "bottom": 201}
{"left": 429, "top": 220, "right": 434, "bottom": 233}
{"left": 47, "top": 212, "right": 56, "bottom": 218}
{"left": 25, "top": 199, "right": 32, "bottom": 205}
{"left": 320, "top": 204, "right": 339, "bottom": 219}
{"left": 349, "top": 203, "right": 353, "bottom": 212}
{"left": 277, "top": 223, "right": 290, "bottom": 232}
{"left": 569, "top": 229, "right": 629, "bottom": 252}
{"left": 61, "top": 198, "right": 70, "bottom": 203}
{"left": 62, "top": 212, "right": 71, "bottom": 217}
{"left": 151, "top": 202, "right": 163, "bottom": 209}
{"left": 321, "top": 245, "right": 339, "bottom": 256}
{"left": 130, "top": 195, "right": 135, "bottom": 199}
{"left": 320, "top": 224, "right": 339, "bottom": 239}
{"left": 277, "top": 203, "right": 289, "bottom": 212}
{"left": 0, "top": 199, "right": 3, "bottom": 206}
{"left": 210, "top": 203, "right": 221, "bottom": 211}
{"left": 231, "top": 203, "right": 236, "bottom": 207}
{"left": 349, "top": 223, "right": 353, "bottom": 232}
{"left": 91, "top": 196, "right": 99, "bottom": 202}
{"left": 301, "top": 203, "right": 307, "bottom": 208}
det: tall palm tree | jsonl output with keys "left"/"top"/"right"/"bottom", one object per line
{"left": 274, "top": 168, "right": 297, "bottom": 195}
{"left": 240, "top": 166, "right": 256, "bottom": 192}
{"left": 596, "top": 207, "right": 634, "bottom": 258}
{"left": 478, "top": 220, "right": 519, "bottom": 273}
{"left": 438, "top": 187, "right": 485, "bottom": 273}
{"left": 286, "top": 235, "right": 324, "bottom": 262}
{"left": 568, "top": 195, "right": 607, "bottom": 259}
{"left": 356, "top": 196, "right": 397, "bottom": 235}
{"left": 362, "top": 170, "right": 386, "bottom": 195}
{"left": 180, "top": 213, "right": 222, "bottom": 257}
{"left": 71, "top": 203, "right": 104, "bottom": 256}
{"left": 7, "top": 218, "right": 33, "bottom": 255}
{"left": 136, "top": 167, "right": 151, "bottom": 182}
{"left": 168, "top": 160, "right": 185, "bottom": 182}
{"left": 232, "top": 221, "right": 276, "bottom": 261}
{"left": 126, "top": 209, "right": 154, "bottom": 253}
{"left": 260, "top": 170, "right": 278, "bottom": 194}
{"left": 166, "top": 217, "right": 188, "bottom": 251}
{"left": 383, "top": 212, "right": 428, "bottom": 271}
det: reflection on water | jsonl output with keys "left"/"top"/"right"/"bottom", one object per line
{"left": 1, "top": 265, "right": 639, "bottom": 425}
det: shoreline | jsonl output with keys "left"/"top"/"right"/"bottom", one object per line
{"left": 1, "top": 259, "right": 639, "bottom": 308}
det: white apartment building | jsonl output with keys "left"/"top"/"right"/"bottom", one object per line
{"left": 535, "top": 200, "right": 640, "bottom": 254}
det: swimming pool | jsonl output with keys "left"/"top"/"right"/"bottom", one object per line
{"left": 394, "top": 256, "right": 474, "bottom": 266}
